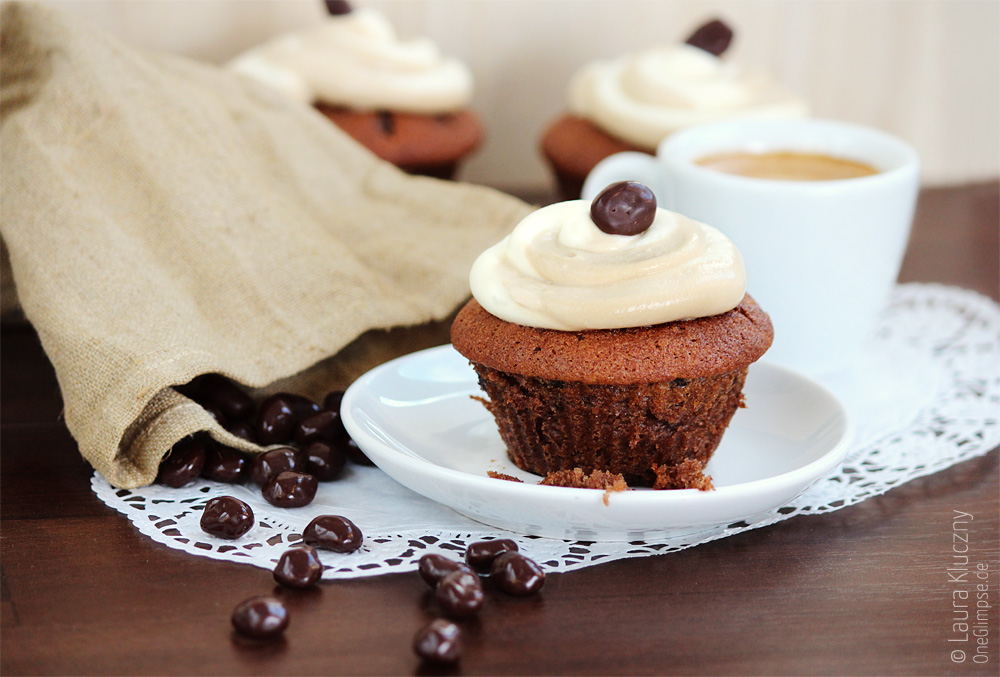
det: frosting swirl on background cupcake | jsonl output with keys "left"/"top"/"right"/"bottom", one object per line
{"left": 568, "top": 43, "right": 807, "bottom": 149}
{"left": 228, "top": 8, "right": 472, "bottom": 114}
{"left": 470, "top": 200, "right": 746, "bottom": 331}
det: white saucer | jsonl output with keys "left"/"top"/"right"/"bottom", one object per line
{"left": 342, "top": 345, "right": 854, "bottom": 542}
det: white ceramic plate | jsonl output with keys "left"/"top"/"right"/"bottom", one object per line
{"left": 342, "top": 345, "right": 853, "bottom": 542}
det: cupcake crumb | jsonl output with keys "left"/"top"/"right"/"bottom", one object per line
{"left": 487, "top": 471, "right": 523, "bottom": 482}
{"left": 539, "top": 468, "right": 629, "bottom": 505}
{"left": 652, "top": 460, "right": 714, "bottom": 491}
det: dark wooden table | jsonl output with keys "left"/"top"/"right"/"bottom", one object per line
{"left": 2, "top": 183, "right": 998, "bottom": 676}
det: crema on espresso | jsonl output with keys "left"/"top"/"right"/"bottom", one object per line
{"left": 696, "top": 151, "right": 879, "bottom": 181}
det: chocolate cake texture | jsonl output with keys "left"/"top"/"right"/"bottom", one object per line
{"left": 451, "top": 296, "right": 773, "bottom": 489}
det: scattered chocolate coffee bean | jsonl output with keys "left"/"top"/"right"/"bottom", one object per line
{"left": 261, "top": 471, "right": 318, "bottom": 508}
{"left": 490, "top": 551, "right": 546, "bottom": 596}
{"left": 303, "top": 515, "right": 364, "bottom": 553}
{"left": 684, "top": 18, "right": 734, "bottom": 57}
{"left": 344, "top": 437, "right": 375, "bottom": 466}
{"left": 418, "top": 554, "right": 474, "bottom": 588}
{"left": 158, "top": 436, "right": 208, "bottom": 488}
{"left": 465, "top": 538, "right": 518, "bottom": 572}
{"left": 256, "top": 393, "right": 319, "bottom": 445}
{"left": 435, "top": 569, "right": 484, "bottom": 619}
{"left": 199, "top": 374, "right": 255, "bottom": 421}
{"left": 200, "top": 496, "right": 254, "bottom": 539}
{"left": 413, "top": 618, "right": 462, "bottom": 665}
{"left": 322, "top": 390, "right": 345, "bottom": 413}
{"left": 250, "top": 446, "right": 306, "bottom": 486}
{"left": 303, "top": 440, "right": 346, "bottom": 482}
{"left": 590, "top": 181, "right": 657, "bottom": 236}
{"left": 231, "top": 596, "right": 289, "bottom": 639}
{"left": 273, "top": 545, "right": 323, "bottom": 589}
{"left": 225, "top": 420, "right": 257, "bottom": 444}
{"left": 324, "top": 0, "right": 352, "bottom": 16}
{"left": 295, "top": 410, "right": 347, "bottom": 447}
{"left": 202, "top": 443, "right": 248, "bottom": 483}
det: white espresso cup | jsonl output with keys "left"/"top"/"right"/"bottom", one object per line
{"left": 582, "top": 118, "right": 920, "bottom": 377}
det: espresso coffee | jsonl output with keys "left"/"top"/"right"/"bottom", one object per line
{"left": 696, "top": 151, "right": 879, "bottom": 181}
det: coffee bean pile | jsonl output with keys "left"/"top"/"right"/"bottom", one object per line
{"left": 412, "top": 539, "right": 546, "bottom": 665}
{"left": 157, "top": 374, "right": 374, "bottom": 641}
{"left": 160, "top": 374, "right": 373, "bottom": 518}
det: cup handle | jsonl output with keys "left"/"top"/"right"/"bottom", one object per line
{"left": 581, "top": 152, "right": 668, "bottom": 204}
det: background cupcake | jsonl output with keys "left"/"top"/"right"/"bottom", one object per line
{"left": 451, "top": 182, "right": 774, "bottom": 489}
{"left": 540, "top": 19, "right": 808, "bottom": 200}
{"left": 229, "top": 1, "right": 483, "bottom": 179}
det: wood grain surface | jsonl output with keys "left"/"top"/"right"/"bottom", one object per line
{"left": 2, "top": 183, "right": 998, "bottom": 676}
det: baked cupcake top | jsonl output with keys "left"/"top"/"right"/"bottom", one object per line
{"left": 469, "top": 182, "right": 746, "bottom": 331}
{"left": 567, "top": 20, "right": 807, "bottom": 149}
{"left": 451, "top": 295, "right": 772, "bottom": 382}
{"left": 228, "top": 5, "right": 472, "bottom": 114}
{"left": 454, "top": 181, "right": 772, "bottom": 382}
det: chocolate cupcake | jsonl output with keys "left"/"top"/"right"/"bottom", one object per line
{"left": 540, "top": 19, "right": 807, "bottom": 200}
{"left": 229, "top": 2, "right": 482, "bottom": 179}
{"left": 450, "top": 182, "right": 773, "bottom": 489}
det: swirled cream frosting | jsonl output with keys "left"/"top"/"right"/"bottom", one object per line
{"left": 469, "top": 200, "right": 746, "bottom": 331}
{"left": 228, "top": 8, "right": 472, "bottom": 114}
{"left": 568, "top": 44, "right": 807, "bottom": 149}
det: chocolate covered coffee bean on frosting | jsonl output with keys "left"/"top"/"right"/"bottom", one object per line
{"left": 228, "top": 6, "right": 472, "bottom": 113}
{"left": 567, "top": 21, "right": 806, "bottom": 149}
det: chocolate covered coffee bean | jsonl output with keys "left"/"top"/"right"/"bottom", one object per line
{"left": 158, "top": 436, "right": 208, "bottom": 488}
{"left": 684, "top": 18, "right": 734, "bottom": 57}
{"left": 231, "top": 596, "right": 289, "bottom": 639}
{"left": 465, "top": 538, "right": 518, "bottom": 572}
{"left": 225, "top": 420, "right": 257, "bottom": 444}
{"left": 200, "top": 496, "right": 254, "bottom": 539}
{"left": 295, "top": 410, "right": 347, "bottom": 448}
{"left": 261, "top": 471, "right": 318, "bottom": 508}
{"left": 435, "top": 569, "right": 484, "bottom": 619}
{"left": 256, "top": 393, "right": 319, "bottom": 445}
{"left": 413, "top": 618, "right": 462, "bottom": 665}
{"left": 202, "top": 403, "right": 228, "bottom": 428}
{"left": 490, "top": 552, "right": 546, "bottom": 596}
{"left": 324, "top": 0, "right": 352, "bottom": 16}
{"left": 198, "top": 374, "right": 255, "bottom": 422}
{"left": 201, "top": 443, "right": 248, "bottom": 483}
{"left": 418, "top": 553, "right": 474, "bottom": 588}
{"left": 590, "top": 181, "right": 656, "bottom": 236}
{"left": 250, "top": 446, "right": 306, "bottom": 486}
{"left": 273, "top": 545, "right": 323, "bottom": 589}
{"left": 303, "top": 515, "right": 363, "bottom": 553}
{"left": 303, "top": 441, "right": 346, "bottom": 481}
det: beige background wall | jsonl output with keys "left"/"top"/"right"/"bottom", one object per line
{"left": 36, "top": 0, "right": 1000, "bottom": 192}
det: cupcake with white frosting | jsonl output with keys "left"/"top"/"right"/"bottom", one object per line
{"left": 450, "top": 181, "right": 773, "bottom": 490}
{"left": 540, "top": 19, "right": 807, "bottom": 199}
{"left": 229, "top": 1, "right": 482, "bottom": 179}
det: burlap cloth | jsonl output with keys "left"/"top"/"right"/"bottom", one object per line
{"left": 0, "top": 3, "right": 532, "bottom": 488}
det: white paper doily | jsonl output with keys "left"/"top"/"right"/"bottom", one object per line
{"left": 93, "top": 283, "right": 1000, "bottom": 578}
